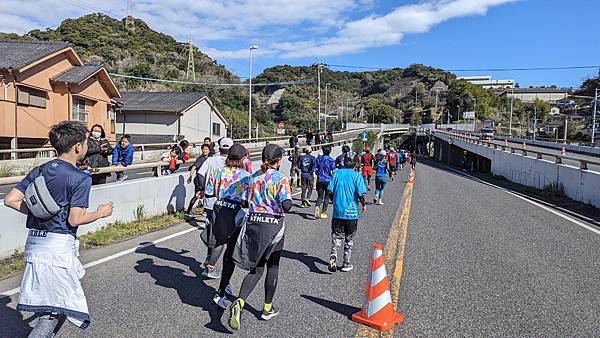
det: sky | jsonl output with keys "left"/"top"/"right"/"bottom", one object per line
{"left": 1, "top": 0, "right": 599, "bottom": 88}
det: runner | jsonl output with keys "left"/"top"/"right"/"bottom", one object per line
{"left": 327, "top": 155, "right": 367, "bottom": 272}
{"left": 185, "top": 143, "right": 211, "bottom": 218}
{"left": 197, "top": 138, "right": 233, "bottom": 279}
{"left": 205, "top": 144, "right": 252, "bottom": 309}
{"left": 386, "top": 146, "right": 398, "bottom": 181}
{"left": 3, "top": 121, "right": 113, "bottom": 336}
{"left": 297, "top": 146, "right": 316, "bottom": 207}
{"left": 374, "top": 150, "right": 390, "bottom": 205}
{"left": 335, "top": 145, "right": 351, "bottom": 169}
{"left": 229, "top": 144, "right": 292, "bottom": 330}
{"left": 399, "top": 149, "right": 406, "bottom": 171}
{"left": 361, "top": 146, "right": 375, "bottom": 191}
{"left": 314, "top": 144, "right": 336, "bottom": 219}
{"left": 288, "top": 146, "right": 301, "bottom": 190}
{"left": 242, "top": 147, "right": 253, "bottom": 174}
{"left": 410, "top": 154, "right": 417, "bottom": 170}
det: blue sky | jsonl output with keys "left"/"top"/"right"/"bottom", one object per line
{"left": 1, "top": 0, "right": 598, "bottom": 88}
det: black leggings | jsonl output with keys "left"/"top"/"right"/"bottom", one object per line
{"left": 238, "top": 250, "right": 282, "bottom": 304}
{"left": 315, "top": 181, "right": 329, "bottom": 212}
{"left": 217, "top": 227, "right": 241, "bottom": 297}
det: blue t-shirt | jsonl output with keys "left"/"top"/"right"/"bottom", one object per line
{"left": 327, "top": 169, "right": 367, "bottom": 220}
{"left": 297, "top": 154, "right": 316, "bottom": 178}
{"left": 315, "top": 155, "right": 336, "bottom": 182}
{"left": 16, "top": 159, "right": 92, "bottom": 236}
{"left": 375, "top": 160, "right": 388, "bottom": 177}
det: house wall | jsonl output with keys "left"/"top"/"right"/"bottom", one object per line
{"left": 117, "top": 99, "right": 228, "bottom": 143}
{"left": 504, "top": 92, "right": 569, "bottom": 103}
{"left": 0, "top": 51, "right": 118, "bottom": 145}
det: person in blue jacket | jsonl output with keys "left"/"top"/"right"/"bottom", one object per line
{"left": 297, "top": 146, "right": 316, "bottom": 207}
{"left": 112, "top": 134, "right": 134, "bottom": 182}
{"left": 314, "top": 145, "right": 336, "bottom": 219}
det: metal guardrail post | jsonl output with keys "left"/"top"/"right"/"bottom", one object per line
{"left": 555, "top": 156, "right": 562, "bottom": 164}
{"left": 141, "top": 145, "right": 145, "bottom": 161}
{"left": 580, "top": 161, "right": 588, "bottom": 170}
{"left": 537, "top": 153, "right": 543, "bottom": 159}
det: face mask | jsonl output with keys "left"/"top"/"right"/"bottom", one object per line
{"left": 91, "top": 131, "right": 101, "bottom": 139}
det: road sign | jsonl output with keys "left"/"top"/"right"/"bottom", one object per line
{"left": 362, "top": 131, "right": 368, "bottom": 141}
{"left": 463, "top": 111, "right": 475, "bottom": 119}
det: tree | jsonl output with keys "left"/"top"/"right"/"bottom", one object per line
{"left": 410, "top": 108, "right": 422, "bottom": 126}
{"left": 533, "top": 98, "right": 551, "bottom": 122}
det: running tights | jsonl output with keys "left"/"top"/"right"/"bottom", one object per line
{"left": 238, "top": 250, "right": 282, "bottom": 304}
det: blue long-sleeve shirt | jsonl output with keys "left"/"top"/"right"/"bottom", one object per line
{"left": 315, "top": 154, "right": 335, "bottom": 182}
{"left": 297, "top": 154, "right": 316, "bottom": 178}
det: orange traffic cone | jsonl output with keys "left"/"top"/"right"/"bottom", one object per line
{"left": 352, "top": 243, "right": 404, "bottom": 331}
{"left": 561, "top": 147, "right": 566, "bottom": 156}
{"left": 407, "top": 169, "right": 415, "bottom": 184}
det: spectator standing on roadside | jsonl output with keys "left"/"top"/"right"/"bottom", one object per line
{"left": 314, "top": 131, "right": 321, "bottom": 145}
{"left": 204, "top": 137, "right": 216, "bottom": 156}
{"left": 3, "top": 121, "right": 113, "bottom": 336}
{"left": 85, "top": 124, "right": 113, "bottom": 185}
{"left": 289, "top": 132, "right": 298, "bottom": 149}
{"left": 326, "top": 131, "right": 334, "bottom": 143}
{"left": 112, "top": 134, "right": 134, "bottom": 182}
{"left": 305, "top": 129, "right": 313, "bottom": 146}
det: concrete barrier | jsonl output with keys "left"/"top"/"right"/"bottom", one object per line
{"left": 494, "top": 136, "right": 600, "bottom": 156}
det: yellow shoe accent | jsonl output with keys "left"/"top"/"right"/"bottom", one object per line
{"left": 320, "top": 213, "right": 328, "bottom": 219}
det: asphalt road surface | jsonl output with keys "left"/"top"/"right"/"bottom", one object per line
{"left": 2, "top": 160, "right": 600, "bottom": 336}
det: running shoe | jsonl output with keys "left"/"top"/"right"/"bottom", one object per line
{"left": 377, "top": 199, "right": 384, "bottom": 206}
{"left": 202, "top": 266, "right": 221, "bottom": 279}
{"left": 116, "top": 174, "right": 128, "bottom": 182}
{"left": 260, "top": 306, "right": 280, "bottom": 320}
{"left": 213, "top": 294, "right": 228, "bottom": 309}
{"left": 373, "top": 198, "right": 378, "bottom": 204}
{"left": 341, "top": 263, "right": 354, "bottom": 272}
{"left": 225, "top": 283, "right": 234, "bottom": 296}
{"left": 314, "top": 206, "right": 320, "bottom": 219}
{"left": 305, "top": 200, "right": 312, "bottom": 207}
{"left": 328, "top": 255, "right": 337, "bottom": 272}
{"left": 229, "top": 299, "right": 243, "bottom": 330}
{"left": 319, "top": 213, "right": 328, "bottom": 219}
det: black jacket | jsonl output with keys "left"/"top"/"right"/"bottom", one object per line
{"left": 86, "top": 138, "right": 113, "bottom": 173}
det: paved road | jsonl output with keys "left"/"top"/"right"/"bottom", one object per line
{"left": 2, "top": 159, "right": 600, "bottom": 336}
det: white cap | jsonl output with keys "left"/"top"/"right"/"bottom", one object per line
{"left": 219, "top": 137, "right": 233, "bottom": 150}
{"left": 379, "top": 150, "right": 387, "bottom": 156}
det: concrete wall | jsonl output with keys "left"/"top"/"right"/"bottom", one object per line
{"left": 494, "top": 135, "right": 600, "bottom": 156}
{"left": 436, "top": 133, "right": 600, "bottom": 209}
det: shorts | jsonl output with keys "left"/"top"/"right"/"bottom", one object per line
{"left": 331, "top": 218, "right": 358, "bottom": 234}
{"left": 390, "top": 165, "right": 397, "bottom": 172}
{"left": 361, "top": 166, "right": 373, "bottom": 177}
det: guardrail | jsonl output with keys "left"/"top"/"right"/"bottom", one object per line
{"left": 434, "top": 130, "right": 600, "bottom": 171}
{"left": 0, "top": 136, "right": 356, "bottom": 186}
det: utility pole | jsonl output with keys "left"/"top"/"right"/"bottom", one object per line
{"left": 317, "top": 64, "right": 323, "bottom": 132}
{"left": 248, "top": 45, "right": 258, "bottom": 139}
{"left": 533, "top": 106, "right": 537, "bottom": 141}
{"left": 564, "top": 116, "right": 568, "bottom": 143}
{"left": 509, "top": 88, "right": 514, "bottom": 136}
{"left": 447, "top": 108, "right": 450, "bottom": 124}
{"left": 185, "top": 40, "right": 195, "bottom": 80}
{"left": 325, "top": 83, "right": 330, "bottom": 132}
{"left": 592, "top": 88, "right": 598, "bottom": 145}
{"left": 125, "top": 0, "right": 135, "bottom": 31}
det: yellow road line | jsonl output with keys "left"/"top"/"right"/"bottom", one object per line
{"left": 355, "top": 180, "right": 415, "bottom": 337}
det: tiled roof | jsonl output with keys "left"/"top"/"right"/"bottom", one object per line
{"left": 120, "top": 92, "right": 207, "bottom": 113}
{"left": 51, "top": 64, "right": 103, "bottom": 84}
{"left": 0, "top": 39, "right": 71, "bottom": 70}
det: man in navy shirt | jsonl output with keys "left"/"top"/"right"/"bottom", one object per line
{"left": 314, "top": 145, "right": 336, "bottom": 219}
{"left": 4, "top": 121, "right": 113, "bottom": 335}
{"left": 297, "top": 146, "right": 316, "bottom": 207}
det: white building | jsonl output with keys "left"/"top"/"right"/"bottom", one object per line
{"left": 457, "top": 75, "right": 515, "bottom": 89}
{"left": 117, "top": 92, "right": 229, "bottom": 144}
{"left": 498, "top": 88, "right": 571, "bottom": 103}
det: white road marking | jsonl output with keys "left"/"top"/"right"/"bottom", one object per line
{"left": 439, "top": 164, "right": 600, "bottom": 236}
{"left": 1, "top": 191, "right": 302, "bottom": 298}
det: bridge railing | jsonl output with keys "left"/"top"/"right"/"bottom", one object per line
{"left": 434, "top": 130, "right": 600, "bottom": 171}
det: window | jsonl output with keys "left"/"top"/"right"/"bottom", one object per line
{"left": 17, "top": 87, "right": 47, "bottom": 108}
{"left": 72, "top": 98, "right": 88, "bottom": 122}
{"left": 212, "top": 122, "right": 221, "bottom": 136}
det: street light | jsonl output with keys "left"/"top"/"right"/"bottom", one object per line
{"left": 592, "top": 88, "right": 598, "bottom": 145}
{"left": 325, "top": 83, "right": 330, "bottom": 131}
{"left": 248, "top": 45, "right": 259, "bottom": 139}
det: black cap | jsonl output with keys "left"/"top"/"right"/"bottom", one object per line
{"left": 262, "top": 144, "right": 284, "bottom": 162}
{"left": 228, "top": 143, "right": 246, "bottom": 160}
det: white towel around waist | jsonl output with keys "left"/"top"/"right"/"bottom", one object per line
{"left": 17, "top": 230, "right": 90, "bottom": 329}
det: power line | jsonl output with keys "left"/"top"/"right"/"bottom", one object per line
{"left": 324, "top": 63, "right": 600, "bottom": 72}
{"left": 109, "top": 73, "right": 314, "bottom": 87}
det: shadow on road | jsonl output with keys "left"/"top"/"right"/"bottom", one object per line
{"left": 0, "top": 296, "right": 36, "bottom": 336}
{"left": 134, "top": 244, "right": 231, "bottom": 334}
{"left": 300, "top": 294, "right": 360, "bottom": 319}
{"left": 281, "top": 250, "right": 330, "bottom": 275}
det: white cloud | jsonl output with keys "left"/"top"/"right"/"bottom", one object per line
{"left": 0, "top": 0, "right": 515, "bottom": 61}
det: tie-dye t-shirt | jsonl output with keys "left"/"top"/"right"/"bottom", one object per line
{"left": 247, "top": 168, "right": 292, "bottom": 216}
{"left": 205, "top": 166, "right": 251, "bottom": 202}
